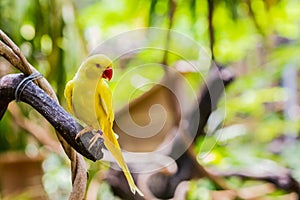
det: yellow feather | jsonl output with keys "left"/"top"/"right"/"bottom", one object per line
{"left": 64, "top": 54, "right": 143, "bottom": 196}
{"left": 64, "top": 80, "right": 74, "bottom": 115}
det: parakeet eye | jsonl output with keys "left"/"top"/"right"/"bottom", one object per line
{"left": 96, "top": 63, "right": 101, "bottom": 68}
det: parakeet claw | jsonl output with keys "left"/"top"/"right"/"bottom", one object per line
{"left": 88, "top": 130, "right": 103, "bottom": 150}
{"left": 75, "top": 126, "right": 94, "bottom": 140}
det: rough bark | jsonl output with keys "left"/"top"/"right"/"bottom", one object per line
{"left": 0, "top": 73, "right": 104, "bottom": 161}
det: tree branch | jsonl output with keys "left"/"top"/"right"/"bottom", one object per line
{"left": 195, "top": 65, "right": 234, "bottom": 137}
{"left": 0, "top": 29, "right": 99, "bottom": 199}
{"left": 152, "top": 65, "right": 234, "bottom": 198}
{"left": 0, "top": 73, "right": 104, "bottom": 161}
{"left": 218, "top": 167, "right": 300, "bottom": 195}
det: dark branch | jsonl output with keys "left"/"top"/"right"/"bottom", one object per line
{"left": 155, "top": 65, "right": 235, "bottom": 198}
{"left": 0, "top": 73, "right": 104, "bottom": 161}
{"left": 196, "top": 65, "right": 234, "bottom": 137}
{"left": 219, "top": 168, "right": 300, "bottom": 195}
{"left": 207, "top": 0, "right": 215, "bottom": 60}
{"left": 105, "top": 65, "right": 235, "bottom": 199}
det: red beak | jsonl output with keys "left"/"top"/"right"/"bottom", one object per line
{"left": 102, "top": 67, "right": 113, "bottom": 81}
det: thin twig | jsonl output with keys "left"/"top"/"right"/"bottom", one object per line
{"left": 7, "top": 102, "right": 61, "bottom": 153}
{"left": 207, "top": 0, "right": 215, "bottom": 60}
{"left": 0, "top": 40, "right": 56, "bottom": 100}
{"left": 0, "top": 30, "right": 33, "bottom": 75}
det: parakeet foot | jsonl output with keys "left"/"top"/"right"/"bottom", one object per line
{"left": 88, "top": 130, "right": 103, "bottom": 150}
{"left": 75, "top": 126, "right": 94, "bottom": 140}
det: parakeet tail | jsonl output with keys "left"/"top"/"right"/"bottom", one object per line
{"left": 103, "top": 127, "right": 144, "bottom": 196}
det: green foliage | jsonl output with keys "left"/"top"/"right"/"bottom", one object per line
{"left": 42, "top": 153, "right": 72, "bottom": 200}
{"left": 0, "top": 112, "right": 27, "bottom": 151}
{"left": 187, "top": 179, "right": 215, "bottom": 200}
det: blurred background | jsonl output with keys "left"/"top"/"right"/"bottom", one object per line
{"left": 0, "top": 0, "right": 300, "bottom": 199}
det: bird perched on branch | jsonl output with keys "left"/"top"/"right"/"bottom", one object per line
{"left": 64, "top": 54, "right": 143, "bottom": 196}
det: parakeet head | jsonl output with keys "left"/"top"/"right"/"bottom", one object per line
{"left": 81, "top": 54, "right": 113, "bottom": 80}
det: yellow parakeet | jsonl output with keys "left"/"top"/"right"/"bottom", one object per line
{"left": 64, "top": 54, "right": 143, "bottom": 196}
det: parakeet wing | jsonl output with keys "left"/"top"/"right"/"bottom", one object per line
{"left": 94, "top": 80, "right": 143, "bottom": 196}
{"left": 64, "top": 80, "right": 74, "bottom": 115}
{"left": 95, "top": 79, "right": 114, "bottom": 125}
